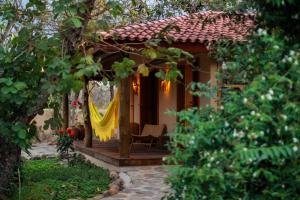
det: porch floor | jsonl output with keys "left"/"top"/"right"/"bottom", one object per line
{"left": 74, "top": 140, "right": 169, "bottom": 166}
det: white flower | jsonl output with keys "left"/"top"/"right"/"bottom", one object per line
{"left": 243, "top": 147, "right": 248, "bottom": 151}
{"left": 284, "top": 126, "right": 288, "bottom": 131}
{"left": 253, "top": 172, "right": 258, "bottom": 177}
{"left": 293, "top": 146, "right": 298, "bottom": 152}
{"left": 225, "top": 121, "right": 229, "bottom": 127}
{"left": 290, "top": 50, "right": 295, "bottom": 56}
{"left": 207, "top": 163, "right": 211, "bottom": 168}
{"left": 233, "top": 129, "right": 238, "bottom": 137}
{"left": 293, "top": 137, "right": 299, "bottom": 143}
{"left": 261, "top": 95, "right": 265, "bottom": 100}
{"left": 268, "top": 89, "right": 274, "bottom": 95}
{"left": 256, "top": 113, "right": 261, "bottom": 117}
{"left": 243, "top": 98, "right": 248, "bottom": 104}
{"left": 210, "top": 157, "right": 215, "bottom": 161}
{"left": 238, "top": 131, "right": 245, "bottom": 138}
{"left": 260, "top": 131, "right": 264, "bottom": 136}
{"left": 282, "top": 184, "right": 285, "bottom": 188}
{"left": 220, "top": 105, "right": 224, "bottom": 110}
{"left": 241, "top": 115, "right": 244, "bottom": 119}
{"left": 266, "top": 93, "right": 273, "bottom": 100}
{"left": 220, "top": 149, "right": 224, "bottom": 153}
{"left": 281, "top": 114, "right": 287, "bottom": 121}
{"left": 262, "top": 76, "right": 266, "bottom": 81}
{"left": 251, "top": 111, "right": 256, "bottom": 115}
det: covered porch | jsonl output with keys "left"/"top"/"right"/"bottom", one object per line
{"left": 73, "top": 12, "right": 252, "bottom": 165}
{"left": 74, "top": 140, "right": 169, "bottom": 166}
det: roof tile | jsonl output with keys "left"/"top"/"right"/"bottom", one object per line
{"left": 100, "top": 11, "right": 254, "bottom": 43}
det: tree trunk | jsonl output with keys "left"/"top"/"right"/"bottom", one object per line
{"left": 119, "top": 78, "right": 130, "bottom": 158}
{"left": 0, "top": 136, "right": 21, "bottom": 197}
{"left": 83, "top": 78, "right": 93, "bottom": 147}
{"left": 62, "top": 93, "right": 69, "bottom": 129}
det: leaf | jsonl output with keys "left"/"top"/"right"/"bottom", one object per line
{"left": 70, "top": 17, "right": 82, "bottom": 28}
{"left": 142, "top": 49, "right": 158, "bottom": 59}
{"left": 18, "top": 130, "right": 27, "bottom": 139}
{"left": 14, "top": 82, "right": 27, "bottom": 90}
{"left": 137, "top": 64, "right": 149, "bottom": 77}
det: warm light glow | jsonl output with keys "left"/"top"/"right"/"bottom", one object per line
{"left": 161, "top": 80, "right": 171, "bottom": 93}
{"left": 132, "top": 79, "right": 139, "bottom": 95}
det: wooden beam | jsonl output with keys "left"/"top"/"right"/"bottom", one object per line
{"left": 83, "top": 78, "right": 93, "bottom": 147}
{"left": 119, "top": 77, "right": 130, "bottom": 158}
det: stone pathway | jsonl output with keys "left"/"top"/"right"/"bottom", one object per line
{"left": 21, "top": 142, "right": 58, "bottom": 159}
{"left": 22, "top": 143, "right": 170, "bottom": 200}
{"left": 103, "top": 166, "right": 169, "bottom": 200}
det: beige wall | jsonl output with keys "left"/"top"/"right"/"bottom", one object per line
{"left": 129, "top": 52, "right": 218, "bottom": 133}
{"left": 197, "top": 53, "right": 214, "bottom": 107}
{"left": 158, "top": 79, "right": 177, "bottom": 132}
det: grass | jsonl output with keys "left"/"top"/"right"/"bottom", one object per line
{"left": 11, "top": 155, "right": 110, "bottom": 200}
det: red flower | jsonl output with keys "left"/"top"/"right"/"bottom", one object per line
{"left": 66, "top": 127, "right": 75, "bottom": 138}
{"left": 71, "top": 99, "right": 78, "bottom": 108}
{"left": 57, "top": 129, "right": 64, "bottom": 135}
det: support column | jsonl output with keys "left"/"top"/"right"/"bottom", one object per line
{"left": 83, "top": 78, "right": 93, "bottom": 147}
{"left": 210, "top": 62, "right": 219, "bottom": 109}
{"left": 119, "top": 77, "right": 130, "bottom": 158}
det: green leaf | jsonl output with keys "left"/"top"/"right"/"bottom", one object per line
{"left": 18, "top": 129, "right": 27, "bottom": 139}
{"left": 70, "top": 17, "right": 82, "bottom": 28}
{"left": 14, "top": 82, "right": 27, "bottom": 90}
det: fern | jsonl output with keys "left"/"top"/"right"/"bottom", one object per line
{"left": 238, "top": 145, "right": 296, "bottom": 162}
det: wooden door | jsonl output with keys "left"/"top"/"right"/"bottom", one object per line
{"left": 140, "top": 71, "right": 158, "bottom": 129}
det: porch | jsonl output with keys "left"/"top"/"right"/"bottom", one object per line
{"left": 74, "top": 140, "right": 169, "bottom": 166}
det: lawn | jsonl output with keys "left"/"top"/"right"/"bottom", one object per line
{"left": 11, "top": 156, "right": 110, "bottom": 200}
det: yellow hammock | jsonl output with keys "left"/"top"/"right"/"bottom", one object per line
{"left": 88, "top": 90, "right": 119, "bottom": 142}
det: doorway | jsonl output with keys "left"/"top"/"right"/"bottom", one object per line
{"left": 139, "top": 71, "right": 158, "bottom": 130}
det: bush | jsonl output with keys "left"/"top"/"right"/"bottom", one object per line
{"left": 165, "top": 1, "right": 300, "bottom": 199}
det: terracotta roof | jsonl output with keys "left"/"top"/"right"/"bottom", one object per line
{"left": 100, "top": 11, "right": 255, "bottom": 43}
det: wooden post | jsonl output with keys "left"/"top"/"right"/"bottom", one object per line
{"left": 210, "top": 62, "right": 218, "bottom": 109}
{"left": 62, "top": 94, "right": 69, "bottom": 129}
{"left": 119, "top": 78, "right": 130, "bottom": 158}
{"left": 83, "top": 78, "right": 93, "bottom": 147}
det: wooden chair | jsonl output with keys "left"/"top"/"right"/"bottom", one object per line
{"left": 130, "top": 124, "right": 166, "bottom": 152}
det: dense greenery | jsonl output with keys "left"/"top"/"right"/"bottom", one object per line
{"left": 165, "top": 0, "right": 300, "bottom": 199}
{"left": 10, "top": 156, "right": 110, "bottom": 200}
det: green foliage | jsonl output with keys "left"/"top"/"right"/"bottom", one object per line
{"left": 10, "top": 157, "right": 110, "bottom": 200}
{"left": 165, "top": 0, "right": 300, "bottom": 199}
{"left": 112, "top": 57, "right": 136, "bottom": 78}
{"left": 56, "top": 128, "right": 75, "bottom": 156}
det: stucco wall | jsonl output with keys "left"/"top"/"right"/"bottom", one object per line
{"left": 197, "top": 53, "right": 213, "bottom": 107}
{"left": 158, "top": 79, "right": 177, "bottom": 132}
{"left": 129, "top": 53, "right": 218, "bottom": 133}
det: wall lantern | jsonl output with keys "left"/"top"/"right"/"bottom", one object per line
{"left": 132, "top": 78, "right": 139, "bottom": 95}
{"left": 161, "top": 80, "right": 171, "bottom": 93}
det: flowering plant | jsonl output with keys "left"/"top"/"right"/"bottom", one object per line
{"left": 55, "top": 127, "right": 75, "bottom": 156}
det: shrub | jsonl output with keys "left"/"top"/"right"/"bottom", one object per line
{"left": 165, "top": 1, "right": 300, "bottom": 199}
